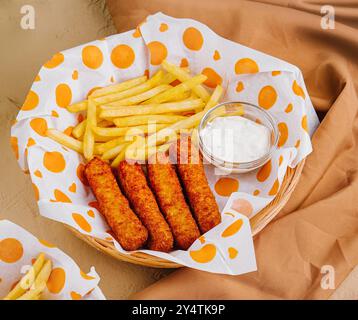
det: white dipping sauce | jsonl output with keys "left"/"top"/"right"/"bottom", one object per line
{"left": 201, "top": 116, "right": 271, "bottom": 163}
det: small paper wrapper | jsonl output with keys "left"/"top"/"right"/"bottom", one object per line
{"left": 11, "top": 13, "right": 319, "bottom": 275}
{"left": 0, "top": 220, "right": 105, "bottom": 300}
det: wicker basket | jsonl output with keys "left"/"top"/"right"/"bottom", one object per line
{"left": 68, "top": 160, "right": 304, "bottom": 268}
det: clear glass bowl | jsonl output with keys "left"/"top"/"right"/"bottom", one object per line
{"left": 198, "top": 101, "right": 278, "bottom": 173}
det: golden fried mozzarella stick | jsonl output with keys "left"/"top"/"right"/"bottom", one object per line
{"left": 85, "top": 157, "right": 148, "bottom": 250}
{"left": 175, "top": 137, "right": 221, "bottom": 233}
{"left": 147, "top": 152, "right": 200, "bottom": 250}
{"left": 117, "top": 161, "right": 174, "bottom": 252}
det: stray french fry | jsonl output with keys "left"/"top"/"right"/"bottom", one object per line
{"left": 100, "top": 99, "right": 204, "bottom": 118}
{"left": 113, "top": 115, "right": 187, "bottom": 127}
{"left": 83, "top": 99, "right": 96, "bottom": 160}
{"left": 66, "top": 101, "right": 87, "bottom": 113}
{"left": 143, "top": 74, "right": 207, "bottom": 104}
{"left": 47, "top": 129, "right": 83, "bottom": 153}
{"left": 106, "top": 84, "right": 171, "bottom": 107}
{"left": 16, "top": 282, "right": 46, "bottom": 300}
{"left": 3, "top": 253, "right": 45, "bottom": 300}
{"left": 162, "top": 60, "right": 210, "bottom": 102}
{"left": 34, "top": 259, "right": 52, "bottom": 289}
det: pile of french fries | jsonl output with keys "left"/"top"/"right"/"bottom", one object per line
{"left": 3, "top": 253, "right": 52, "bottom": 300}
{"left": 47, "top": 60, "right": 223, "bottom": 166}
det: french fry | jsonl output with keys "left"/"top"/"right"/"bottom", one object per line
{"left": 164, "top": 85, "right": 223, "bottom": 132}
{"left": 143, "top": 74, "right": 207, "bottom": 104}
{"left": 135, "top": 85, "right": 223, "bottom": 156}
{"left": 102, "top": 142, "right": 128, "bottom": 160}
{"left": 203, "top": 84, "right": 223, "bottom": 111}
{"left": 191, "top": 127, "right": 199, "bottom": 147}
{"left": 162, "top": 60, "right": 211, "bottom": 102}
{"left": 92, "top": 126, "right": 129, "bottom": 138}
{"left": 92, "top": 70, "right": 163, "bottom": 105}
{"left": 106, "top": 84, "right": 171, "bottom": 107}
{"left": 3, "top": 253, "right": 45, "bottom": 300}
{"left": 160, "top": 67, "right": 189, "bottom": 85}
{"left": 127, "top": 140, "right": 174, "bottom": 161}
{"left": 72, "top": 119, "right": 87, "bottom": 139}
{"left": 99, "top": 99, "right": 204, "bottom": 118}
{"left": 47, "top": 129, "right": 83, "bottom": 153}
{"left": 56, "top": 63, "right": 223, "bottom": 164}
{"left": 73, "top": 119, "right": 113, "bottom": 139}
{"left": 92, "top": 123, "right": 168, "bottom": 137}
{"left": 111, "top": 143, "right": 130, "bottom": 168}
{"left": 160, "top": 72, "right": 177, "bottom": 85}
{"left": 66, "top": 101, "right": 87, "bottom": 113}
{"left": 93, "top": 134, "right": 118, "bottom": 142}
{"left": 160, "top": 85, "right": 222, "bottom": 133}
{"left": 169, "top": 90, "right": 192, "bottom": 102}
{"left": 98, "top": 119, "right": 114, "bottom": 127}
{"left": 16, "top": 282, "right": 46, "bottom": 300}
{"left": 83, "top": 99, "right": 96, "bottom": 160}
{"left": 124, "top": 135, "right": 146, "bottom": 160}
{"left": 189, "top": 91, "right": 199, "bottom": 99}
{"left": 113, "top": 114, "right": 187, "bottom": 127}
{"left": 147, "top": 143, "right": 172, "bottom": 160}
{"left": 66, "top": 76, "right": 147, "bottom": 113}
{"left": 94, "top": 137, "right": 126, "bottom": 154}
{"left": 15, "top": 258, "right": 52, "bottom": 300}
{"left": 34, "top": 259, "right": 52, "bottom": 290}
{"left": 90, "top": 75, "right": 147, "bottom": 98}
{"left": 127, "top": 127, "right": 177, "bottom": 160}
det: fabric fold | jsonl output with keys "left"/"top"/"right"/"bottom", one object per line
{"left": 107, "top": 0, "right": 358, "bottom": 299}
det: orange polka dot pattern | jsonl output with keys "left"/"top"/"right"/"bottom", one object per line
{"left": 183, "top": 27, "right": 203, "bottom": 51}
{"left": 111, "top": 44, "right": 135, "bottom": 69}
{"left": 148, "top": 41, "right": 167, "bottom": 65}
{"left": 82, "top": 45, "right": 103, "bottom": 69}
{"left": 9, "top": 13, "right": 317, "bottom": 275}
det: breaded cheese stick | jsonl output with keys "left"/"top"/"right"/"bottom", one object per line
{"left": 117, "top": 161, "right": 174, "bottom": 252}
{"left": 175, "top": 137, "right": 221, "bottom": 233}
{"left": 147, "top": 152, "right": 200, "bottom": 250}
{"left": 85, "top": 157, "right": 148, "bottom": 250}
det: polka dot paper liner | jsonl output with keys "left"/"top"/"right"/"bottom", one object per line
{"left": 0, "top": 220, "right": 105, "bottom": 300}
{"left": 10, "top": 13, "right": 319, "bottom": 275}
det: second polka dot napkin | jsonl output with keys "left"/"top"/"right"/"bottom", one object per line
{"left": 0, "top": 220, "right": 104, "bottom": 300}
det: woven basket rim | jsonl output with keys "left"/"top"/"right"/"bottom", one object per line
{"left": 67, "top": 160, "right": 305, "bottom": 268}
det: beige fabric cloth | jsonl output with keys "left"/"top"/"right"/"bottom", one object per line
{"left": 106, "top": 0, "right": 358, "bottom": 299}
